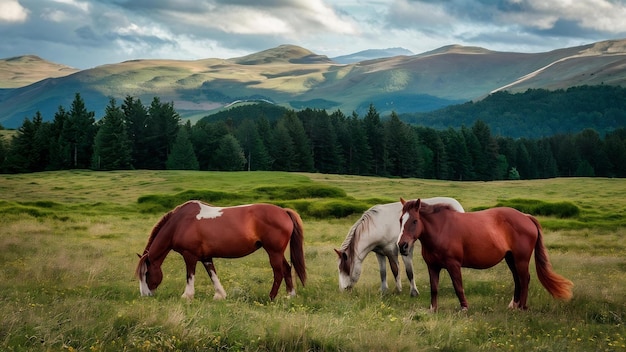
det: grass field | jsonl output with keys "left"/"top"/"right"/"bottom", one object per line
{"left": 0, "top": 170, "right": 625, "bottom": 351}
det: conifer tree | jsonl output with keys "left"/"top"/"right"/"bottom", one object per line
{"left": 92, "top": 98, "right": 132, "bottom": 170}
{"left": 444, "top": 127, "right": 474, "bottom": 181}
{"left": 59, "top": 93, "right": 96, "bottom": 168}
{"left": 30, "top": 111, "right": 51, "bottom": 172}
{"left": 48, "top": 106, "right": 69, "bottom": 170}
{"left": 213, "top": 134, "right": 245, "bottom": 171}
{"left": 269, "top": 121, "right": 296, "bottom": 171}
{"left": 4, "top": 117, "right": 36, "bottom": 173}
{"left": 363, "top": 104, "right": 387, "bottom": 175}
{"left": 283, "top": 110, "right": 314, "bottom": 172}
{"left": 384, "top": 111, "right": 419, "bottom": 177}
{"left": 145, "top": 97, "right": 180, "bottom": 169}
{"left": 235, "top": 119, "right": 270, "bottom": 171}
{"left": 304, "top": 108, "right": 344, "bottom": 173}
{"left": 122, "top": 95, "right": 149, "bottom": 169}
{"left": 347, "top": 111, "right": 372, "bottom": 175}
{"left": 0, "top": 134, "right": 6, "bottom": 171}
{"left": 166, "top": 124, "right": 199, "bottom": 170}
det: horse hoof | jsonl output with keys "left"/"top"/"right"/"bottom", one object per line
{"left": 181, "top": 293, "right": 194, "bottom": 300}
{"left": 410, "top": 290, "right": 419, "bottom": 297}
{"left": 213, "top": 293, "right": 227, "bottom": 300}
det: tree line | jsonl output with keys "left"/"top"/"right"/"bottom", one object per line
{"left": 401, "top": 85, "right": 626, "bottom": 139}
{"left": 1, "top": 92, "right": 625, "bottom": 180}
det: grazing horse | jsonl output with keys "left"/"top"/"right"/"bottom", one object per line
{"left": 335, "top": 197, "right": 464, "bottom": 296}
{"left": 398, "top": 198, "right": 573, "bottom": 311}
{"left": 135, "top": 200, "right": 306, "bottom": 300}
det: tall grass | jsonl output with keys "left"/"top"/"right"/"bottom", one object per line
{"left": 0, "top": 171, "right": 625, "bottom": 351}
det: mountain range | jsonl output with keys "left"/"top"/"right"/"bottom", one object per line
{"left": 1, "top": 39, "right": 625, "bottom": 129}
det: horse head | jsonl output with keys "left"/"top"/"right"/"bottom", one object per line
{"left": 135, "top": 252, "right": 163, "bottom": 296}
{"left": 335, "top": 248, "right": 361, "bottom": 291}
{"left": 398, "top": 198, "right": 424, "bottom": 256}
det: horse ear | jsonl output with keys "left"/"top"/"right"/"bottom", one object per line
{"left": 137, "top": 253, "right": 142, "bottom": 258}
{"left": 400, "top": 197, "right": 406, "bottom": 205}
{"left": 334, "top": 249, "right": 348, "bottom": 261}
{"left": 415, "top": 199, "right": 422, "bottom": 210}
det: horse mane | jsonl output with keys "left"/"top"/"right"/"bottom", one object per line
{"left": 135, "top": 201, "right": 192, "bottom": 278}
{"left": 141, "top": 209, "right": 174, "bottom": 255}
{"left": 339, "top": 207, "right": 377, "bottom": 258}
{"left": 420, "top": 202, "right": 455, "bottom": 215}
{"left": 402, "top": 199, "right": 456, "bottom": 215}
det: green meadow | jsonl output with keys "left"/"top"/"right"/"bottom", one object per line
{"left": 0, "top": 170, "right": 625, "bottom": 351}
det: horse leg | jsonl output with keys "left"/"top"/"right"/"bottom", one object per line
{"left": 505, "top": 252, "right": 522, "bottom": 309}
{"left": 202, "top": 260, "right": 227, "bottom": 300}
{"left": 427, "top": 265, "right": 442, "bottom": 312}
{"left": 505, "top": 252, "right": 531, "bottom": 310}
{"left": 268, "top": 253, "right": 285, "bottom": 300}
{"left": 387, "top": 252, "right": 402, "bottom": 293}
{"left": 447, "top": 264, "right": 469, "bottom": 311}
{"left": 401, "top": 245, "right": 419, "bottom": 297}
{"left": 181, "top": 253, "right": 197, "bottom": 299}
{"left": 375, "top": 253, "right": 389, "bottom": 293}
{"left": 516, "top": 258, "right": 531, "bottom": 310}
{"left": 282, "top": 257, "right": 296, "bottom": 297}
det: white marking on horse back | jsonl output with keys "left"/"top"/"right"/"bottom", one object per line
{"left": 399, "top": 212, "right": 410, "bottom": 241}
{"left": 195, "top": 202, "right": 255, "bottom": 220}
{"left": 195, "top": 202, "right": 223, "bottom": 220}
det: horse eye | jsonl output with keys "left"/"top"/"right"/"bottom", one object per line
{"left": 412, "top": 220, "right": 417, "bottom": 225}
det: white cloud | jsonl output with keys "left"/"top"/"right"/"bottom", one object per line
{"left": 498, "top": 0, "right": 626, "bottom": 32}
{"left": 0, "top": 0, "right": 29, "bottom": 22}
{"left": 40, "top": 8, "right": 70, "bottom": 22}
{"left": 50, "top": 0, "right": 89, "bottom": 12}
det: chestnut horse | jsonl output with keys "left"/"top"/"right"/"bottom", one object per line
{"left": 398, "top": 198, "right": 573, "bottom": 311}
{"left": 335, "top": 197, "right": 464, "bottom": 296}
{"left": 135, "top": 200, "right": 306, "bottom": 300}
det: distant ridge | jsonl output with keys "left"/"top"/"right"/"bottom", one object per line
{"left": 1, "top": 39, "right": 626, "bottom": 128}
{"left": 0, "top": 55, "right": 79, "bottom": 88}
{"left": 230, "top": 44, "right": 333, "bottom": 65}
{"left": 332, "top": 47, "right": 414, "bottom": 64}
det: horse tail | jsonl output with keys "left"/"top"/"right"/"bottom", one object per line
{"left": 529, "top": 215, "right": 573, "bottom": 300}
{"left": 285, "top": 208, "right": 307, "bottom": 286}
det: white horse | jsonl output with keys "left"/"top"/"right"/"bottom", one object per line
{"left": 335, "top": 197, "right": 465, "bottom": 296}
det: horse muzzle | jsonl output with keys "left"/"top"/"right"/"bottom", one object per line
{"left": 399, "top": 242, "right": 410, "bottom": 256}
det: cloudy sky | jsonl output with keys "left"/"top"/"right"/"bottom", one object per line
{"left": 1, "top": 0, "right": 626, "bottom": 69}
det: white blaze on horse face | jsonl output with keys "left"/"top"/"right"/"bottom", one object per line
{"left": 139, "top": 262, "right": 153, "bottom": 296}
{"left": 196, "top": 202, "right": 223, "bottom": 220}
{"left": 338, "top": 270, "right": 352, "bottom": 290}
{"left": 399, "top": 212, "right": 410, "bottom": 242}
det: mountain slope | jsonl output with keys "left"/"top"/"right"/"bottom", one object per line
{"left": 1, "top": 40, "right": 626, "bottom": 128}
{"left": 0, "top": 55, "right": 79, "bottom": 88}
{"left": 331, "top": 47, "right": 414, "bottom": 64}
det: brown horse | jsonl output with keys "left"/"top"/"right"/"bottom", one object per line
{"left": 135, "top": 200, "right": 306, "bottom": 300}
{"left": 398, "top": 198, "right": 573, "bottom": 311}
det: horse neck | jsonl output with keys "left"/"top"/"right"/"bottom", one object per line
{"left": 417, "top": 211, "right": 448, "bottom": 246}
{"left": 144, "top": 211, "right": 177, "bottom": 265}
{"left": 351, "top": 205, "right": 398, "bottom": 261}
{"left": 146, "top": 238, "right": 172, "bottom": 266}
